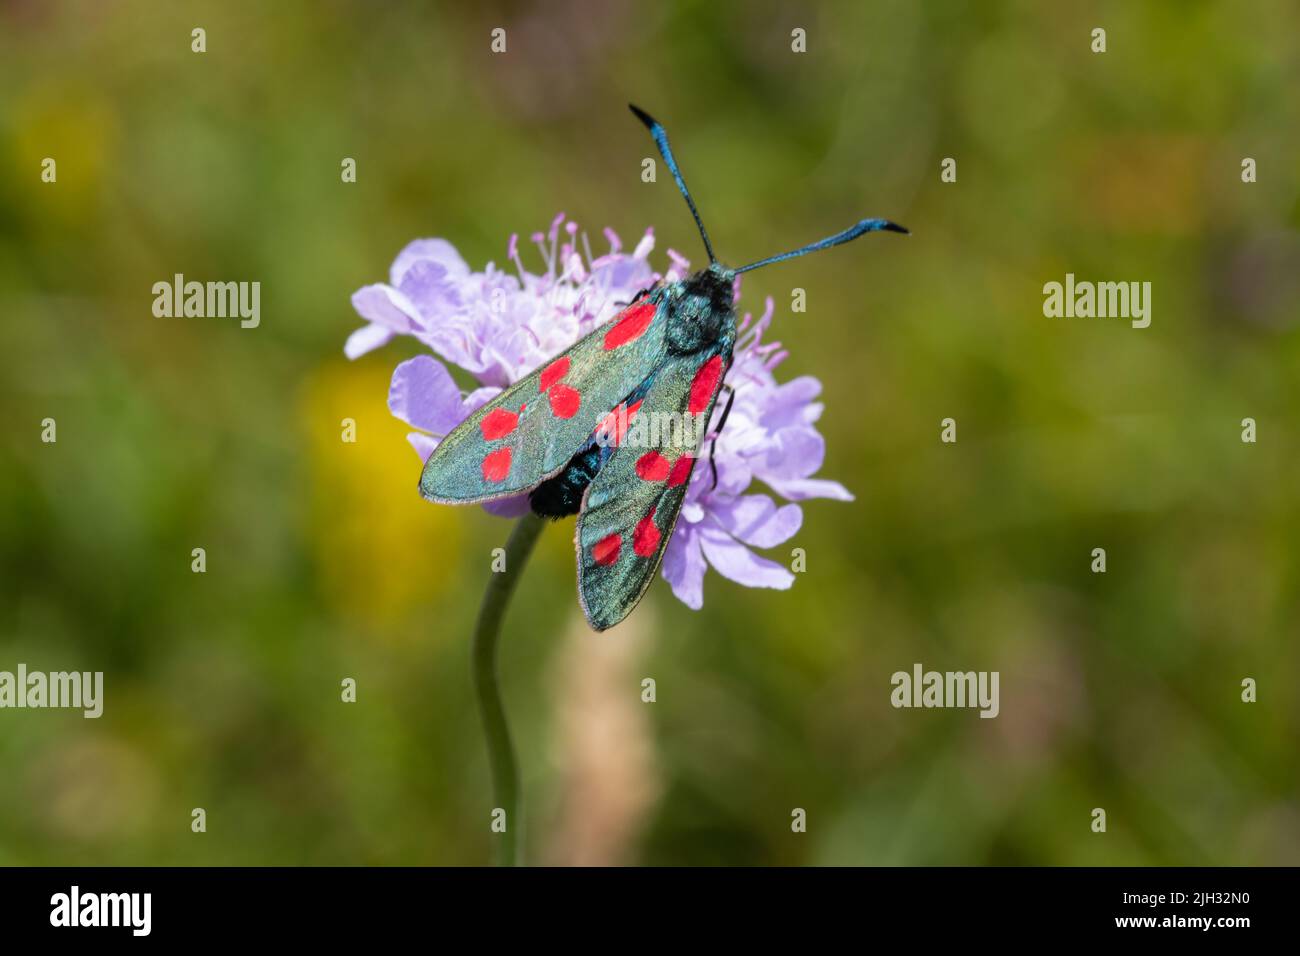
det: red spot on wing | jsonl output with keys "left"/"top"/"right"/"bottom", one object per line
{"left": 603, "top": 301, "right": 656, "bottom": 350}
{"left": 592, "top": 533, "right": 621, "bottom": 566}
{"left": 480, "top": 408, "right": 519, "bottom": 441}
{"left": 633, "top": 509, "right": 661, "bottom": 557}
{"left": 667, "top": 455, "right": 695, "bottom": 487}
{"left": 635, "top": 451, "right": 672, "bottom": 482}
{"left": 688, "top": 356, "right": 724, "bottom": 414}
{"left": 481, "top": 447, "right": 512, "bottom": 483}
{"left": 596, "top": 399, "right": 643, "bottom": 446}
{"left": 539, "top": 356, "right": 570, "bottom": 392}
{"left": 548, "top": 383, "right": 581, "bottom": 419}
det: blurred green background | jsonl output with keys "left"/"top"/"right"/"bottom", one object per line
{"left": 1, "top": 0, "right": 1297, "bottom": 865}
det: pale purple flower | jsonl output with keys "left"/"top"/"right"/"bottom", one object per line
{"left": 347, "top": 214, "right": 852, "bottom": 605}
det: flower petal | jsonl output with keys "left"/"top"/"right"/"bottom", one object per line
{"left": 764, "top": 477, "right": 855, "bottom": 502}
{"left": 697, "top": 448, "right": 752, "bottom": 499}
{"left": 407, "top": 432, "right": 440, "bottom": 461}
{"left": 662, "top": 524, "right": 707, "bottom": 609}
{"left": 698, "top": 526, "right": 794, "bottom": 590}
{"left": 344, "top": 322, "right": 395, "bottom": 359}
{"left": 767, "top": 375, "right": 822, "bottom": 410}
{"left": 420, "top": 323, "right": 497, "bottom": 385}
{"left": 463, "top": 386, "right": 501, "bottom": 415}
{"left": 389, "top": 238, "right": 469, "bottom": 287}
{"left": 482, "top": 495, "right": 532, "bottom": 518}
{"left": 759, "top": 426, "right": 825, "bottom": 479}
{"left": 679, "top": 500, "right": 705, "bottom": 523}
{"left": 709, "top": 495, "right": 802, "bottom": 548}
{"left": 351, "top": 283, "right": 423, "bottom": 333}
{"left": 388, "top": 356, "right": 465, "bottom": 434}
{"left": 397, "top": 258, "right": 469, "bottom": 319}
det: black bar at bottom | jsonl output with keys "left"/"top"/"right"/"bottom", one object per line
{"left": 0, "top": 866, "right": 1280, "bottom": 941}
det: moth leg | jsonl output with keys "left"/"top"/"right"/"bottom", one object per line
{"left": 708, "top": 385, "right": 736, "bottom": 491}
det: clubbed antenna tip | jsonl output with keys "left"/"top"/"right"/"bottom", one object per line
{"left": 628, "top": 103, "right": 716, "bottom": 264}
{"left": 628, "top": 103, "right": 656, "bottom": 129}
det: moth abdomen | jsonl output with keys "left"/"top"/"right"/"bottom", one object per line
{"left": 530, "top": 444, "right": 606, "bottom": 519}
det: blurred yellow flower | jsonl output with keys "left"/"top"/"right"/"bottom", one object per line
{"left": 300, "top": 359, "right": 465, "bottom": 630}
{"left": 9, "top": 84, "right": 115, "bottom": 220}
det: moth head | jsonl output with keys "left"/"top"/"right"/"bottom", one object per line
{"left": 666, "top": 265, "right": 734, "bottom": 354}
{"left": 680, "top": 263, "right": 736, "bottom": 315}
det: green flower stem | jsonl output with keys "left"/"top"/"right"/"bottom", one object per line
{"left": 471, "top": 511, "right": 546, "bottom": 867}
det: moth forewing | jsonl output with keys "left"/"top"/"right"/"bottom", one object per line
{"left": 575, "top": 330, "right": 735, "bottom": 631}
{"left": 417, "top": 293, "right": 674, "bottom": 505}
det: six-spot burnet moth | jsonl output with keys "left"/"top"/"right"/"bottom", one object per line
{"left": 419, "top": 104, "right": 908, "bottom": 631}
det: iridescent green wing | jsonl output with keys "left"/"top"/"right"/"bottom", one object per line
{"left": 575, "top": 337, "right": 733, "bottom": 631}
{"left": 419, "top": 295, "right": 668, "bottom": 504}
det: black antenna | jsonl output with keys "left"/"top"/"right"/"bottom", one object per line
{"left": 629, "top": 104, "right": 716, "bottom": 264}
{"left": 735, "top": 218, "right": 908, "bottom": 274}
